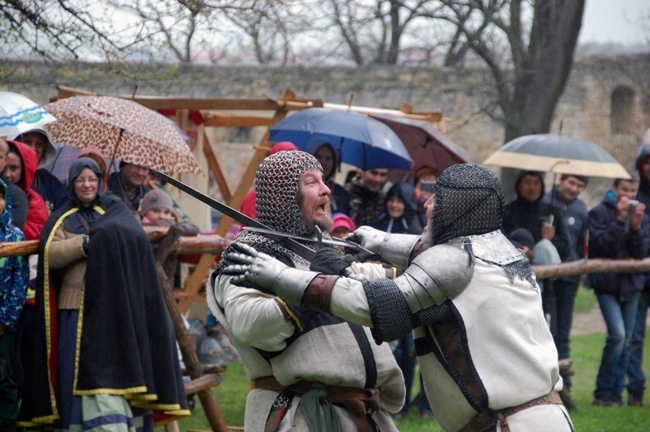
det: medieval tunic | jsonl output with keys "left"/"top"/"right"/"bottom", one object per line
{"left": 210, "top": 257, "right": 404, "bottom": 431}
{"left": 323, "top": 231, "right": 573, "bottom": 432}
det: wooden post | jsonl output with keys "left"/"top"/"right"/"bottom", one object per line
{"left": 176, "top": 89, "right": 298, "bottom": 314}
{"left": 153, "top": 226, "right": 229, "bottom": 432}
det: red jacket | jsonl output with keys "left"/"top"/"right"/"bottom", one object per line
{"left": 7, "top": 140, "right": 49, "bottom": 240}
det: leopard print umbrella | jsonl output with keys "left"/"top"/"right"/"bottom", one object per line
{"left": 44, "top": 96, "right": 201, "bottom": 174}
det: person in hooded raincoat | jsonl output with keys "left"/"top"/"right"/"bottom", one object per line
{"left": 9, "top": 127, "right": 68, "bottom": 212}
{"left": 4, "top": 140, "right": 48, "bottom": 241}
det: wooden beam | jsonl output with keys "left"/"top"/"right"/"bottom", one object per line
{"left": 56, "top": 85, "right": 323, "bottom": 111}
{"left": 0, "top": 231, "right": 227, "bottom": 258}
{"left": 57, "top": 85, "right": 100, "bottom": 99}
{"left": 202, "top": 130, "right": 232, "bottom": 203}
{"left": 203, "top": 115, "right": 273, "bottom": 127}
{"left": 154, "top": 226, "right": 228, "bottom": 432}
{"left": 184, "top": 373, "right": 222, "bottom": 395}
{"left": 176, "top": 90, "right": 298, "bottom": 315}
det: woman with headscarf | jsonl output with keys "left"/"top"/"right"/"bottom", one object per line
{"left": 18, "top": 158, "right": 189, "bottom": 430}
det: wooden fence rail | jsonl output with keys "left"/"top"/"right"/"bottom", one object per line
{"left": 4, "top": 229, "right": 650, "bottom": 280}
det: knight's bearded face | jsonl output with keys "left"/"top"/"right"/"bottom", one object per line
{"left": 297, "top": 170, "right": 333, "bottom": 234}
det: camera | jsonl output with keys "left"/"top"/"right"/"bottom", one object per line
{"left": 629, "top": 199, "right": 640, "bottom": 209}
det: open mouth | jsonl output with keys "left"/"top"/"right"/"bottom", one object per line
{"left": 315, "top": 200, "right": 330, "bottom": 215}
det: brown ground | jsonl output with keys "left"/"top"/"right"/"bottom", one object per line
{"left": 571, "top": 305, "right": 650, "bottom": 336}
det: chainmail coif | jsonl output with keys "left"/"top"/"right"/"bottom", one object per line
{"left": 432, "top": 163, "right": 504, "bottom": 245}
{"left": 255, "top": 150, "right": 322, "bottom": 236}
{"left": 224, "top": 150, "right": 334, "bottom": 269}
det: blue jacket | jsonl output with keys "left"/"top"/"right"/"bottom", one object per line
{"left": 0, "top": 179, "right": 29, "bottom": 331}
{"left": 588, "top": 191, "right": 649, "bottom": 301}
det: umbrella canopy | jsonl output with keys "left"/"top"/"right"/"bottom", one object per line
{"left": 483, "top": 133, "right": 630, "bottom": 179}
{"left": 369, "top": 113, "right": 470, "bottom": 183}
{"left": 0, "top": 91, "right": 57, "bottom": 137}
{"left": 44, "top": 96, "right": 201, "bottom": 174}
{"left": 44, "top": 143, "right": 119, "bottom": 182}
{"left": 269, "top": 107, "right": 412, "bottom": 171}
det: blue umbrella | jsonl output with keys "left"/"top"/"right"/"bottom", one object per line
{"left": 269, "top": 108, "right": 413, "bottom": 170}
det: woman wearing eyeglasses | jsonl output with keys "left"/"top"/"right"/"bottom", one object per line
{"left": 19, "top": 157, "right": 190, "bottom": 430}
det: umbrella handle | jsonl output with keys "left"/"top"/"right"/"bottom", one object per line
{"left": 106, "top": 128, "right": 125, "bottom": 186}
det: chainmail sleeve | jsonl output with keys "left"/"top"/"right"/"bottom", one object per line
{"left": 363, "top": 278, "right": 413, "bottom": 344}
{"left": 363, "top": 278, "right": 456, "bottom": 345}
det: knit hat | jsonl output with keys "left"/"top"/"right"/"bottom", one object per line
{"left": 139, "top": 189, "right": 174, "bottom": 216}
{"left": 270, "top": 141, "right": 298, "bottom": 154}
{"left": 331, "top": 213, "right": 355, "bottom": 233}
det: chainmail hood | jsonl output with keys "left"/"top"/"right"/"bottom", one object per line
{"left": 432, "top": 163, "right": 504, "bottom": 245}
{"left": 228, "top": 150, "right": 332, "bottom": 268}
{"left": 255, "top": 150, "right": 323, "bottom": 236}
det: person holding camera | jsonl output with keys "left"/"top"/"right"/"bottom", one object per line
{"left": 588, "top": 171, "right": 649, "bottom": 407}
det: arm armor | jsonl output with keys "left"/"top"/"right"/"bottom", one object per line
{"left": 393, "top": 240, "right": 473, "bottom": 314}
{"left": 363, "top": 278, "right": 454, "bottom": 344}
{"left": 378, "top": 233, "right": 421, "bottom": 269}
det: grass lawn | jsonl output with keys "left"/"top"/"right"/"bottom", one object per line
{"left": 176, "top": 287, "right": 650, "bottom": 431}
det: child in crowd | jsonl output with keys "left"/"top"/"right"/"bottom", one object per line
{"left": 139, "top": 189, "right": 200, "bottom": 236}
{"left": 330, "top": 212, "right": 356, "bottom": 238}
{"left": 0, "top": 179, "right": 29, "bottom": 430}
{"left": 139, "top": 188, "right": 200, "bottom": 294}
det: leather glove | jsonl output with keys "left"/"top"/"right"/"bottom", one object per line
{"left": 346, "top": 226, "right": 388, "bottom": 255}
{"left": 221, "top": 243, "right": 320, "bottom": 304}
{"left": 310, "top": 247, "right": 355, "bottom": 275}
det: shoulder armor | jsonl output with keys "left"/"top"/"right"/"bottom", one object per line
{"left": 394, "top": 240, "right": 473, "bottom": 313}
{"left": 466, "top": 230, "right": 523, "bottom": 265}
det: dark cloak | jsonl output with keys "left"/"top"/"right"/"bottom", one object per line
{"left": 18, "top": 195, "right": 189, "bottom": 427}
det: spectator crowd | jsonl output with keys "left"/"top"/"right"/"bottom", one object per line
{"left": 1, "top": 124, "right": 649, "bottom": 431}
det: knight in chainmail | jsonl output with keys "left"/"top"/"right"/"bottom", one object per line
{"left": 208, "top": 151, "right": 405, "bottom": 432}
{"left": 223, "top": 163, "right": 574, "bottom": 432}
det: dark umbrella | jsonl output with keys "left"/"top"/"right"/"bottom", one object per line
{"left": 269, "top": 107, "right": 412, "bottom": 170}
{"left": 369, "top": 113, "right": 470, "bottom": 183}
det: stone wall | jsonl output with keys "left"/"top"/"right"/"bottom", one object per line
{"left": 3, "top": 54, "right": 649, "bottom": 207}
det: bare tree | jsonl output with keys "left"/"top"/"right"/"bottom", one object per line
{"left": 109, "top": 0, "right": 234, "bottom": 64}
{"left": 323, "top": 0, "right": 433, "bottom": 66}
{"left": 1, "top": 0, "right": 138, "bottom": 62}
{"left": 431, "top": 0, "right": 586, "bottom": 141}
{"left": 221, "top": 0, "right": 300, "bottom": 65}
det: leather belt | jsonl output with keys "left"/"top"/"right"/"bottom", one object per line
{"left": 252, "top": 376, "right": 381, "bottom": 432}
{"left": 458, "top": 391, "right": 564, "bottom": 432}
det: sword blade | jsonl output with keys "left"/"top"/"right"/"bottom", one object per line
{"left": 242, "top": 227, "right": 375, "bottom": 255}
{"left": 155, "top": 171, "right": 316, "bottom": 260}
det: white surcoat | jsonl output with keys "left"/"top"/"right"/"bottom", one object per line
{"left": 328, "top": 230, "right": 574, "bottom": 432}
{"left": 208, "top": 258, "right": 404, "bottom": 431}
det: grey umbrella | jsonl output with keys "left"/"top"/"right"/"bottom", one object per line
{"left": 483, "top": 133, "right": 630, "bottom": 179}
